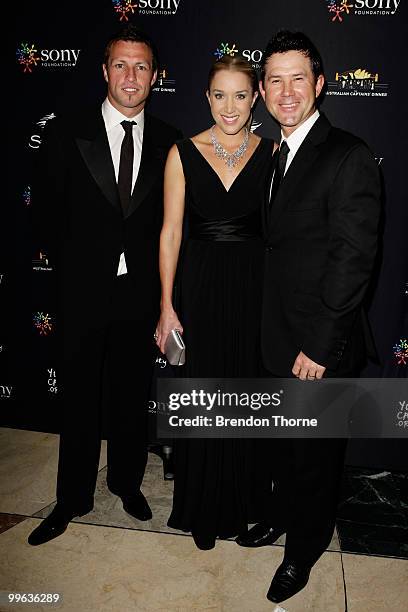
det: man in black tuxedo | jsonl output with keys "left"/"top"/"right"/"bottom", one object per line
{"left": 28, "top": 26, "right": 181, "bottom": 545}
{"left": 236, "top": 31, "right": 381, "bottom": 602}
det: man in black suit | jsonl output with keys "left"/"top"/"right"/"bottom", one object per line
{"left": 236, "top": 31, "right": 381, "bottom": 602}
{"left": 28, "top": 26, "right": 181, "bottom": 545}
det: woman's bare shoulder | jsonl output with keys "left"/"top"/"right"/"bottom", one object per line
{"left": 190, "top": 129, "right": 211, "bottom": 147}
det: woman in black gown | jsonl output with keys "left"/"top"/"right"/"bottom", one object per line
{"left": 156, "top": 55, "right": 275, "bottom": 550}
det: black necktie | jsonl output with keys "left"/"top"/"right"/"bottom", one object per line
{"left": 269, "top": 140, "right": 290, "bottom": 205}
{"left": 118, "top": 120, "right": 136, "bottom": 216}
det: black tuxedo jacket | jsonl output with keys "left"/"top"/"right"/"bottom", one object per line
{"left": 262, "top": 114, "right": 381, "bottom": 376}
{"left": 33, "top": 107, "right": 181, "bottom": 337}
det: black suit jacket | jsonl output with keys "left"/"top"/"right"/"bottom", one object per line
{"left": 32, "top": 107, "right": 182, "bottom": 337}
{"left": 262, "top": 114, "right": 381, "bottom": 376}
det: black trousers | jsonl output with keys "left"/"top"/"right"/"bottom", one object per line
{"left": 261, "top": 368, "right": 349, "bottom": 566}
{"left": 56, "top": 275, "right": 156, "bottom": 513}
{"left": 264, "top": 437, "right": 347, "bottom": 565}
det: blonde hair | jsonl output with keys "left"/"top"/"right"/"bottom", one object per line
{"left": 208, "top": 54, "right": 258, "bottom": 93}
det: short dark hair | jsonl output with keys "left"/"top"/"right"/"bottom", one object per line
{"left": 261, "top": 30, "right": 323, "bottom": 84}
{"left": 103, "top": 25, "right": 159, "bottom": 73}
{"left": 207, "top": 54, "right": 258, "bottom": 94}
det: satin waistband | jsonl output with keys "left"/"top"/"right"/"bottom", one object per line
{"left": 188, "top": 209, "right": 261, "bottom": 242}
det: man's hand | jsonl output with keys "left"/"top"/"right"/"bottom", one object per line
{"left": 292, "top": 351, "right": 326, "bottom": 380}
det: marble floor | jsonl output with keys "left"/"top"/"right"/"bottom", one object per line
{"left": 336, "top": 467, "right": 408, "bottom": 559}
{"left": 0, "top": 428, "right": 407, "bottom": 611}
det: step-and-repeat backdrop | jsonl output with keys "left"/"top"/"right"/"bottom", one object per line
{"left": 3, "top": 0, "right": 407, "bottom": 468}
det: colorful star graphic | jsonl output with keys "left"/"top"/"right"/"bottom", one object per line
{"left": 16, "top": 43, "right": 40, "bottom": 73}
{"left": 112, "top": 0, "right": 138, "bottom": 21}
{"left": 393, "top": 339, "right": 408, "bottom": 366}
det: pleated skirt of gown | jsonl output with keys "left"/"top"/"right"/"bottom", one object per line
{"left": 167, "top": 238, "right": 272, "bottom": 547}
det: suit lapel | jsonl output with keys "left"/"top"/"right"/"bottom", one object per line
{"left": 267, "top": 114, "right": 331, "bottom": 233}
{"left": 75, "top": 111, "right": 121, "bottom": 214}
{"left": 75, "top": 111, "right": 169, "bottom": 220}
{"left": 268, "top": 140, "right": 319, "bottom": 232}
{"left": 126, "top": 114, "right": 164, "bottom": 219}
{"left": 263, "top": 148, "right": 278, "bottom": 238}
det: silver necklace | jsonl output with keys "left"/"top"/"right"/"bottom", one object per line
{"left": 210, "top": 125, "right": 249, "bottom": 170}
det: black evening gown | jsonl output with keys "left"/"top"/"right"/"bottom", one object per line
{"left": 167, "top": 137, "right": 274, "bottom": 549}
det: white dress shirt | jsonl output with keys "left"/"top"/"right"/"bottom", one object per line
{"left": 282, "top": 110, "right": 320, "bottom": 174}
{"left": 101, "top": 98, "right": 145, "bottom": 275}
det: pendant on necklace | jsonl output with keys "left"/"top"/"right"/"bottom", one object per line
{"left": 210, "top": 125, "right": 249, "bottom": 170}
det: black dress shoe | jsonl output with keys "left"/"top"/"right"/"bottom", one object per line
{"left": 236, "top": 523, "right": 285, "bottom": 547}
{"left": 121, "top": 492, "right": 152, "bottom": 521}
{"left": 267, "top": 560, "right": 312, "bottom": 603}
{"left": 27, "top": 504, "right": 90, "bottom": 546}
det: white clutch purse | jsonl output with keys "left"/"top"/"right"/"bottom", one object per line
{"left": 164, "top": 329, "right": 186, "bottom": 366}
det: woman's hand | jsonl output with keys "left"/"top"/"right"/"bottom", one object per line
{"left": 155, "top": 307, "right": 183, "bottom": 355}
